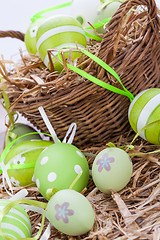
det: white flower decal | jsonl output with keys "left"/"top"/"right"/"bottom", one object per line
{"left": 10, "top": 177, "right": 20, "bottom": 187}
{"left": 12, "top": 155, "right": 26, "bottom": 165}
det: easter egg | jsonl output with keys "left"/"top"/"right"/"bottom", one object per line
{"left": 5, "top": 140, "right": 53, "bottom": 187}
{"left": 94, "top": 0, "right": 123, "bottom": 33}
{"left": 34, "top": 143, "right": 89, "bottom": 200}
{"left": 25, "top": 18, "right": 45, "bottom": 54}
{"left": 47, "top": 189, "right": 95, "bottom": 236}
{"left": 0, "top": 199, "right": 31, "bottom": 239}
{"left": 36, "top": 14, "right": 87, "bottom": 72}
{"left": 128, "top": 88, "right": 160, "bottom": 145}
{"left": 70, "top": 0, "right": 100, "bottom": 30}
{"left": 92, "top": 147, "right": 133, "bottom": 194}
{"left": 5, "top": 123, "right": 41, "bottom": 147}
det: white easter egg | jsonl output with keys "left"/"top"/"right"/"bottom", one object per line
{"left": 70, "top": 0, "right": 100, "bottom": 33}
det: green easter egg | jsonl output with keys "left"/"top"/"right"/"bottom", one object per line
{"left": 0, "top": 199, "right": 31, "bottom": 239}
{"left": 5, "top": 140, "right": 53, "bottom": 187}
{"left": 47, "top": 189, "right": 95, "bottom": 236}
{"left": 5, "top": 123, "right": 41, "bottom": 147}
{"left": 34, "top": 143, "right": 89, "bottom": 200}
{"left": 92, "top": 147, "right": 133, "bottom": 194}
{"left": 36, "top": 14, "right": 87, "bottom": 72}
{"left": 128, "top": 88, "right": 160, "bottom": 145}
{"left": 25, "top": 18, "right": 45, "bottom": 54}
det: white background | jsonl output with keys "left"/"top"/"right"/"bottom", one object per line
{"left": 0, "top": 0, "right": 159, "bottom": 137}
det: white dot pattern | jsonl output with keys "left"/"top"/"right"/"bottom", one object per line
{"left": 76, "top": 151, "right": 83, "bottom": 158}
{"left": 40, "top": 156, "right": 48, "bottom": 165}
{"left": 74, "top": 165, "right": 82, "bottom": 174}
{"left": 48, "top": 172, "right": 57, "bottom": 182}
{"left": 36, "top": 179, "right": 40, "bottom": 188}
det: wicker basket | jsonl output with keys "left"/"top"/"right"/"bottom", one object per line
{"left": 0, "top": 0, "right": 160, "bottom": 148}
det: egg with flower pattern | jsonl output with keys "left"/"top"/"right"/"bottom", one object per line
{"left": 34, "top": 143, "right": 89, "bottom": 200}
{"left": 4, "top": 140, "right": 53, "bottom": 187}
{"left": 92, "top": 147, "right": 133, "bottom": 194}
{"left": 47, "top": 189, "right": 95, "bottom": 236}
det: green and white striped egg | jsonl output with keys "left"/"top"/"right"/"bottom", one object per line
{"left": 36, "top": 14, "right": 87, "bottom": 72}
{"left": 25, "top": 17, "right": 45, "bottom": 54}
{"left": 0, "top": 199, "right": 31, "bottom": 239}
{"left": 128, "top": 88, "right": 160, "bottom": 145}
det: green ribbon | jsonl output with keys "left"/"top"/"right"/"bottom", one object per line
{"left": 0, "top": 199, "right": 47, "bottom": 240}
{"left": 84, "top": 17, "right": 111, "bottom": 41}
{"left": 31, "top": 1, "right": 73, "bottom": 22}
{"left": 0, "top": 132, "right": 53, "bottom": 174}
{"left": 57, "top": 46, "right": 134, "bottom": 102}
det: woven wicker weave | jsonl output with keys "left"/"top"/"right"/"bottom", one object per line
{"left": 1, "top": 0, "right": 160, "bottom": 148}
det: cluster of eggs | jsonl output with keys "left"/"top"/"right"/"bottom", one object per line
{"left": 24, "top": 0, "right": 125, "bottom": 72}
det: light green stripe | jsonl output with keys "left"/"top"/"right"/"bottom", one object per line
{"left": 36, "top": 15, "right": 83, "bottom": 39}
{"left": 0, "top": 228, "right": 21, "bottom": 239}
{"left": 2, "top": 216, "right": 30, "bottom": 237}
{"left": 39, "top": 31, "right": 87, "bottom": 61}
{"left": 145, "top": 104, "right": 160, "bottom": 144}
{"left": 129, "top": 89, "right": 160, "bottom": 132}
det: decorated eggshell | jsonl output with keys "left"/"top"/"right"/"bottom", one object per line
{"left": 47, "top": 189, "right": 95, "bottom": 236}
{"left": 5, "top": 123, "right": 41, "bottom": 147}
{"left": 25, "top": 17, "right": 45, "bottom": 54}
{"left": 92, "top": 147, "right": 133, "bottom": 194}
{"left": 70, "top": 0, "right": 100, "bottom": 31}
{"left": 34, "top": 143, "right": 89, "bottom": 200}
{"left": 94, "top": 0, "right": 123, "bottom": 33}
{"left": 36, "top": 14, "right": 87, "bottom": 72}
{"left": 0, "top": 199, "right": 31, "bottom": 239}
{"left": 5, "top": 140, "right": 53, "bottom": 187}
{"left": 128, "top": 88, "right": 160, "bottom": 145}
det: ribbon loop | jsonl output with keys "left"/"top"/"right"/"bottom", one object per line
{"left": 63, "top": 122, "right": 77, "bottom": 144}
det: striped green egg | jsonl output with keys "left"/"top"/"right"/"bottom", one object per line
{"left": 128, "top": 88, "right": 160, "bottom": 145}
{"left": 25, "top": 18, "right": 45, "bottom": 54}
{"left": 0, "top": 199, "right": 31, "bottom": 239}
{"left": 36, "top": 14, "right": 87, "bottom": 72}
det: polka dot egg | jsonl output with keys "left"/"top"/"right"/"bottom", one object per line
{"left": 92, "top": 147, "right": 133, "bottom": 194}
{"left": 0, "top": 199, "right": 31, "bottom": 239}
{"left": 128, "top": 88, "right": 160, "bottom": 145}
{"left": 5, "top": 140, "right": 53, "bottom": 187}
{"left": 36, "top": 14, "right": 87, "bottom": 72}
{"left": 34, "top": 143, "right": 89, "bottom": 200}
{"left": 47, "top": 189, "right": 95, "bottom": 236}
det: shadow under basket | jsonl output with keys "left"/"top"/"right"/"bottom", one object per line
{"left": 1, "top": 0, "right": 160, "bottom": 148}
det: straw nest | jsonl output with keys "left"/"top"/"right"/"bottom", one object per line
{"left": 0, "top": 134, "right": 160, "bottom": 239}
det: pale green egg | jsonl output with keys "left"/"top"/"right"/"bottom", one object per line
{"left": 47, "top": 189, "right": 95, "bottom": 236}
{"left": 0, "top": 199, "right": 31, "bottom": 239}
{"left": 5, "top": 140, "right": 53, "bottom": 187}
{"left": 34, "top": 143, "right": 89, "bottom": 200}
{"left": 92, "top": 147, "right": 133, "bottom": 194}
{"left": 128, "top": 88, "right": 160, "bottom": 145}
